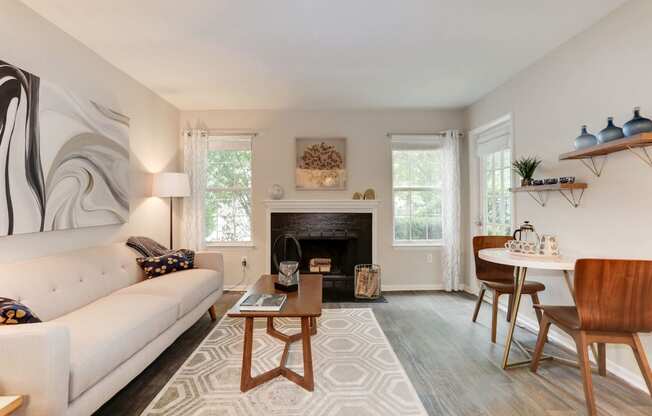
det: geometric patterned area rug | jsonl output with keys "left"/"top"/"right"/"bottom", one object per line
{"left": 141, "top": 308, "right": 427, "bottom": 415}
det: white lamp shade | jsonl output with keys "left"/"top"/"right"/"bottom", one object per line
{"left": 152, "top": 172, "right": 190, "bottom": 197}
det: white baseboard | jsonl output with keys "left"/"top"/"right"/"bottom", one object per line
{"left": 382, "top": 284, "right": 445, "bottom": 291}
{"left": 464, "top": 286, "right": 649, "bottom": 393}
{"left": 225, "top": 283, "right": 454, "bottom": 292}
{"left": 224, "top": 284, "right": 249, "bottom": 292}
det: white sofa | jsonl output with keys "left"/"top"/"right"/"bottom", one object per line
{"left": 0, "top": 243, "right": 224, "bottom": 416}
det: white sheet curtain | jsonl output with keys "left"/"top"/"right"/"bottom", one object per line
{"left": 442, "top": 130, "right": 462, "bottom": 291}
{"left": 182, "top": 128, "right": 208, "bottom": 250}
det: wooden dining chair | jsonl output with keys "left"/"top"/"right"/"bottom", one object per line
{"left": 472, "top": 236, "right": 546, "bottom": 342}
{"left": 531, "top": 259, "right": 652, "bottom": 416}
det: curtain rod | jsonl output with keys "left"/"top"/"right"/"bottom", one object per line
{"left": 387, "top": 132, "right": 446, "bottom": 137}
{"left": 183, "top": 128, "right": 258, "bottom": 137}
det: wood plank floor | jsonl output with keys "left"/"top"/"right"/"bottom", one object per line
{"left": 93, "top": 291, "right": 652, "bottom": 416}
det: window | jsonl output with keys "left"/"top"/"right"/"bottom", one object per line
{"left": 204, "top": 135, "right": 252, "bottom": 244}
{"left": 391, "top": 135, "right": 443, "bottom": 245}
{"left": 481, "top": 148, "right": 512, "bottom": 235}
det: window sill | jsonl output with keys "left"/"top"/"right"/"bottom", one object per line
{"left": 205, "top": 242, "right": 255, "bottom": 248}
{"left": 392, "top": 242, "right": 444, "bottom": 249}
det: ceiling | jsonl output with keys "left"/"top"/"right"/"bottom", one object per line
{"left": 22, "top": 0, "right": 627, "bottom": 110}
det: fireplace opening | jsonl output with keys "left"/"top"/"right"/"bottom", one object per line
{"left": 270, "top": 212, "right": 372, "bottom": 300}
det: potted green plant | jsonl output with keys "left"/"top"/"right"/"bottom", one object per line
{"left": 512, "top": 156, "right": 542, "bottom": 186}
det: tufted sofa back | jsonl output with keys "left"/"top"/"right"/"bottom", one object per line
{"left": 0, "top": 243, "right": 144, "bottom": 321}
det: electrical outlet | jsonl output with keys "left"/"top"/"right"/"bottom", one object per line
{"left": 241, "top": 256, "right": 248, "bottom": 268}
{"left": 426, "top": 253, "right": 433, "bottom": 263}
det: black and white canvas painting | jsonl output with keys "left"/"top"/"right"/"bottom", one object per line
{"left": 0, "top": 59, "right": 130, "bottom": 237}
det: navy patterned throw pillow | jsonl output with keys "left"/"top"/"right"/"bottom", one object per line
{"left": 0, "top": 298, "right": 41, "bottom": 325}
{"left": 136, "top": 250, "right": 194, "bottom": 278}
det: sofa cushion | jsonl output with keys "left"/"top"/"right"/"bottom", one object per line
{"left": 136, "top": 251, "right": 194, "bottom": 279}
{"left": 115, "top": 269, "right": 221, "bottom": 318}
{"left": 53, "top": 293, "right": 178, "bottom": 400}
{"left": 0, "top": 243, "right": 144, "bottom": 321}
{"left": 0, "top": 297, "right": 41, "bottom": 324}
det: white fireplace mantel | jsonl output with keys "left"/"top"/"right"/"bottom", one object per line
{"left": 264, "top": 199, "right": 380, "bottom": 273}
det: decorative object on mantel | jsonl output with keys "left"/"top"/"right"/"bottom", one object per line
{"left": 354, "top": 264, "right": 381, "bottom": 299}
{"left": 623, "top": 106, "right": 652, "bottom": 137}
{"left": 574, "top": 125, "right": 598, "bottom": 150}
{"left": 559, "top": 132, "right": 652, "bottom": 176}
{"left": 559, "top": 176, "right": 575, "bottom": 184}
{"left": 268, "top": 184, "right": 284, "bottom": 200}
{"left": 512, "top": 156, "right": 542, "bottom": 186}
{"left": 352, "top": 192, "right": 363, "bottom": 200}
{"left": 0, "top": 59, "right": 130, "bottom": 237}
{"left": 363, "top": 188, "right": 376, "bottom": 200}
{"left": 597, "top": 116, "right": 624, "bottom": 143}
{"left": 296, "top": 137, "right": 347, "bottom": 190}
{"left": 543, "top": 178, "right": 558, "bottom": 185}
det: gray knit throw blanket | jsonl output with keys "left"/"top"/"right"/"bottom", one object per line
{"left": 126, "top": 236, "right": 170, "bottom": 258}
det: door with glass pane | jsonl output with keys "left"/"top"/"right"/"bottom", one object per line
{"left": 481, "top": 148, "right": 512, "bottom": 235}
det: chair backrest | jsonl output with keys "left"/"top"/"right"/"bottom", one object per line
{"left": 472, "top": 236, "right": 514, "bottom": 283}
{"left": 575, "top": 259, "right": 652, "bottom": 333}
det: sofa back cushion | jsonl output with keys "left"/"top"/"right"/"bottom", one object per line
{"left": 0, "top": 243, "right": 144, "bottom": 321}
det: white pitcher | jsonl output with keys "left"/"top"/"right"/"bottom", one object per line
{"left": 538, "top": 234, "right": 559, "bottom": 256}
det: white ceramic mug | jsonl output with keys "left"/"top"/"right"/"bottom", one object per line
{"left": 539, "top": 234, "right": 560, "bottom": 256}
{"left": 505, "top": 240, "right": 521, "bottom": 252}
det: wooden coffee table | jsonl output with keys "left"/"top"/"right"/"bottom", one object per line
{"left": 227, "top": 274, "right": 322, "bottom": 392}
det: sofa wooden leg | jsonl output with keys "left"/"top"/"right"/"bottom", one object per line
{"left": 208, "top": 305, "right": 217, "bottom": 321}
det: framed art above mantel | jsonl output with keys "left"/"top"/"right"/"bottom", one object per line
{"left": 295, "top": 137, "right": 347, "bottom": 190}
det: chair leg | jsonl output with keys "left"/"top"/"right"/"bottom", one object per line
{"left": 598, "top": 343, "right": 607, "bottom": 377}
{"left": 506, "top": 294, "right": 513, "bottom": 322}
{"left": 575, "top": 331, "right": 597, "bottom": 416}
{"left": 491, "top": 291, "right": 500, "bottom": 343}
{"left": 631, "top": 334, "right": 652, "bottom": 396}
{"left": 530, "top": 314, "right": 551, "bottom": 373}
{"left": 472, "top": 286, "right": 486, "bottom": 322}
{"left": 530, "top": 293, "right": 543, "bottom": 325}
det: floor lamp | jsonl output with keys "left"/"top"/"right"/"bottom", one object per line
{"left": 152, "top": 172, "right": 190, "bottom": 249}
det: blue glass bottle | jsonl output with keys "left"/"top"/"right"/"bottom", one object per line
{"left": 597, "top": 117, "right": 624, "bottom": 144}
{"left": 574, "top": 125, "right": 597, "bottom": 150}
{"left": 623, "top": 107, "right": 652, "bottom": 137}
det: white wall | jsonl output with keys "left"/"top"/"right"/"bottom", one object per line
{"left": 180, "top": 109, "right": 464, "bottom": 290}
{"left": 0, "top": 1, "right": 180, "bottom": 263}
{"left": 465, "top": 0, "right": 652, "bottom": 390}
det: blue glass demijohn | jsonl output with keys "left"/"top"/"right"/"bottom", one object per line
{"left": 574, "top": 125, "right": 598, "bottom": 150}
{"left": 623, "top": 107, "right": 652, "bottom": 137}
{"left": 597, "top": 117, "right": 624, "bottom": 144}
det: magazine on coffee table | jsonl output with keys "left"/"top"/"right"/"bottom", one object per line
{"left": 238, "top": 293, "right": 287, "bottom": 311}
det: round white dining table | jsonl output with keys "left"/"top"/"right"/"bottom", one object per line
{"left": 478, "top": 248, "right": 579, "bottom": 369}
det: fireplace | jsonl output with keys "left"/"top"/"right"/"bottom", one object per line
{"left": 265, "top": 200, "right": 378, "bottom": 301}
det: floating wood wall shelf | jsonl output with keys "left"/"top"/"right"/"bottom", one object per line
{"left": 509, "top": 183, "right": 588, "bottom": 208}
{"left": 559, "top": 132, "right": 652, "bottom": 177}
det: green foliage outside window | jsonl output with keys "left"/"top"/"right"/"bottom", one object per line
{"left": 392, "top": 149, "right": 442, "bottom": 242}
{"left": 204, "top": 149, "right": 252, "bottom": 243}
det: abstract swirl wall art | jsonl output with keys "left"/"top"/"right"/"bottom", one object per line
{"left": 0, "top": 59, "right": 130, "bottom": 237}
